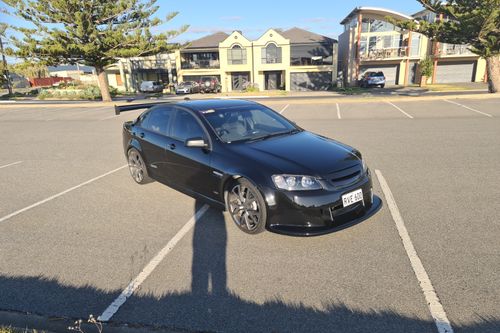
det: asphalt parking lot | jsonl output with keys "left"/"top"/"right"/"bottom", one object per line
{"left": 0, "top": 96, "right": 499, "bottom": 333}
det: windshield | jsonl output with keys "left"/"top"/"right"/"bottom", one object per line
{"left": 201, "top": 104, "right": 298, "bottom": 143}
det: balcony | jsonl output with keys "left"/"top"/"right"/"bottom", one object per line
{"left": 360, "top": 47, "right": 408, "bottom": 60}
{"left": 439, "top": 44, "right": 474, "bottom": 57}
{"left": 181, "top": 59, "right": 220, "bottom": 69}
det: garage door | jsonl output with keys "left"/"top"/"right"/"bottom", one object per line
{"left": 436, "top": 61, "right": 475, "bottom": 83}
{"left": 291, "top": 72, "right": 332, "bottom": 91}
{"left": 360, "top": 64, "right": 399, "bottom": 85}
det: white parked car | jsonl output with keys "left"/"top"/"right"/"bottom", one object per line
{"left": 139, "top": 81, "right": 164, "bottom": 93}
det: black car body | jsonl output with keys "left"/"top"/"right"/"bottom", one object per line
{"left": 122, "top": 99, "right": 378, "bottom": 236}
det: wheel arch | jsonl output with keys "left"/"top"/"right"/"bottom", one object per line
{"left": 220, "top": 173, "right": 272, "bottom": 211}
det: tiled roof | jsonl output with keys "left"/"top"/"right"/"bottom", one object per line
{"left": 185, "top": 32, "right": 230, "bottom": 49}
{"left": 281, "top": 27, "right": 336, "bottom": 44}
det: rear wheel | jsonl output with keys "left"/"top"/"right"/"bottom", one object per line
{"left": 226, "top": 178, "right": 267, "bottom": 234}
{"left": 127, "top": 148, "right": 150, "bottom": 184}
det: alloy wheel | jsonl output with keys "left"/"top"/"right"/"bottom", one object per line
{"left": 128, "top": 149, "right": 145, "bottom": 183}
{"left": 228, "top": 184, "right": 261, "bottom": 231}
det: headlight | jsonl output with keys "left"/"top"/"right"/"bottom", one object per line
{"left": 272, "top": 175, "right": 322, "bottom": 191}
{"left": 361, "top": 159, "right": 368, "bottom": 173}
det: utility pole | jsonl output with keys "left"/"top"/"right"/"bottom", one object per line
{"left": 0, "top": 35, "right": 13, "bottom": 95}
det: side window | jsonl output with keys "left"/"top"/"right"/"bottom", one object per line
{"left": 140, "top": 106, "right": 174, "bottom": 136}
{"left": 171, "top": 110, "right": 205, "bottom": 142}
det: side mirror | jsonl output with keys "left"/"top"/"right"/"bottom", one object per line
{"left": 185, "top": 137, "right": 208, "bottom": 148}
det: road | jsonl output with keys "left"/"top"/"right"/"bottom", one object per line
{"left": 0, "top": 96, "right": 499, "bottom": 333}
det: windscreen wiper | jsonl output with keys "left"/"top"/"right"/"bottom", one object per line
{"left": 247, "top": 129, "right": 301, "bottom": 143}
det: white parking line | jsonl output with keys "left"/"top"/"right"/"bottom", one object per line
{"left": 0, "top": 161, "right": 22, "bottom": 170}
{"left": 98, "top": 203, "right": 210, "bottom": 322}
{"left": 0, "top": 165, "right": 127, "bottom": 224}
{"left": 375, "top": 170, "right": 454, "bottom": 333}
{"left": 336, "top": 103, "right": 341, "bottom": 119}
{"left": 443, "top": 99, "right": 493, "bottom": 118}
{"left": 385, "top": 101, "right": 414, "bottom": 119}
{"left": 279, "top": 104, "right": 289, "bottom": 114}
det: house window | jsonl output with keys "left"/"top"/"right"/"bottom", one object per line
{"left": 359, "top": 36, "right": 367, "bottom": 55}
{"left": 227, "top": 45, "right": 247, "bottom": 65}
{"left": 290, "top": 43, "right": 333, "bottom": 66}
{"left": 369, "top": 19, "right": 395, "bottom": 32}
{"left": 262, "top": 43, "right": 282, "bottom": 64}
{"left": 361, "top": 18, "right": 370, "bottom": 33}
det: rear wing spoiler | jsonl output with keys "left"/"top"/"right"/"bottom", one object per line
{"left": 113, "top": 101, "right": 174, "bottom": 115}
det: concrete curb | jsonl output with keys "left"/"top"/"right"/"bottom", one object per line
{"left": 0, "top": 91, "right": 498, "bottom": 108}
{"left": 0, "top": 310, "right": 184, "bottom": 333}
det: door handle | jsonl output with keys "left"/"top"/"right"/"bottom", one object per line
{"left": 169, "top": 143, "right": 176, "bottom": 150}
{"left": 139, "top": 132, "right": 145, "bottom": 138}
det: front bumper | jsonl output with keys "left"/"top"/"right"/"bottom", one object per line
{"left": 265, "top": 170, "right": 380, "bottom": 236}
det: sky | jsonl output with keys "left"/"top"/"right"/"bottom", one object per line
{"left": 163, "top": 0, "right": 425, "bottom": 42}
{"left": 0, "top": 0, "right": 425, "bottom": 62}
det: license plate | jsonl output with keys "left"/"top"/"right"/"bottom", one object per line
{"left": 342, "top": 189, "right": 363, "bottom": 208}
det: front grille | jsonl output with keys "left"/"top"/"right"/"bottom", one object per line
{"left": 331, "top": 170, "right": 360, "bottom": 182}
{"left": 328, "top": 165, "right": 362, "bottom": 188}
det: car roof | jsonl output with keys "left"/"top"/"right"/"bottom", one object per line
{"left": 176, "top": 99, "right": 258, "bottom": 112}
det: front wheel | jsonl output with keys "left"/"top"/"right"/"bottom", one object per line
{"left": 380, "top": 84, "right": 385, "bottom": 88}
{"left": 127, "top": 148, "right": 150, "bottom": 184}
{"left": 226, "top": 178, "right": 267, "bottom": 234}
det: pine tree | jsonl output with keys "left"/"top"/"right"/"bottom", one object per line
{"left": 2, "top": 0, "right": 188, "bottom": 101}
{"left": 394, "top": 0, "right": 499, "bottom": 93}
{"left": 10, "top": 60, "right": 48, "bottom": 79}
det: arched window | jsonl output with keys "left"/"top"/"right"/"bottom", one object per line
{"left": 228, "top": 44, "right": 247, "bottom": 65}
{"left": 262, "top": 43, "right": 282, "bottom": 64}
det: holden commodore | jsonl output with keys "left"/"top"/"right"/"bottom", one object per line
{"left": 121, "top": 99, "right": 378, "bottom": 236}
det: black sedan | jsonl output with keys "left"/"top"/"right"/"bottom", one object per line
{"left": 121, "top": 99, "right": 378, "bottom": 236}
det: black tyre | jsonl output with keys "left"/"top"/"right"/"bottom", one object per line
{"left": 380, "top": 84, "right": 385, "bottom": 88}
{"left": 226, "top": 178, "right": 267, "bottom": 234}
{"left": 127, "top": 148, "right": 150, "bottom": 184}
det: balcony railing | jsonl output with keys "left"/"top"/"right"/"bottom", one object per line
{"left": 439, "top": 44, "right": 474, "bottom": 56}
{"left": 360, "top": 47, "right": 408, "bottom": 60}
{"left": 261, "top": 57, "right": 282, "bottom": 64}
{"left": 181, "top": 60, "right": 220, "bottom": 69}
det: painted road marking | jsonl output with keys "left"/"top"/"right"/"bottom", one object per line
{"left": 98, "top": 203, "right": 210, "bottom": 322}
{"left": 0, "top": 161, "right": 22, "bottom": 170}
{"left": 443, "top": 99, "right": 493, "bottom": 118}
{"left": 336, "top": 103, "right": 341, "bottom": 119}
{"left": 279, "top": 104, "right": 289, "bottom": 114}
{"left": 386, "top": 101, "right": 414, "bottom": 119}
{"left": 0, "top": 165, "right": 127, "bottom": 224}
{"left": 375, "top": 170, "right": 454, "bottom": 333}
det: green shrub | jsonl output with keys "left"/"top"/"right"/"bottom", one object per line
{"left": 244, "top": 83, "right": 259, "bottom": 92}
{"left": 38, "top": 89, "right": 50, "bottom": 100}
{"left": 82, "top": 85, "right": 102, "bottom": 99}
{"left": 419, "top": 57, "right": 434, "bottom": 77}
{"left": 109, "top": 86, "right": 119, "bottom": 97}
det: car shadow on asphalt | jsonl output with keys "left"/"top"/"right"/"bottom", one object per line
{"left": 0, "top": 200, "right": 499, "bottom": 332}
